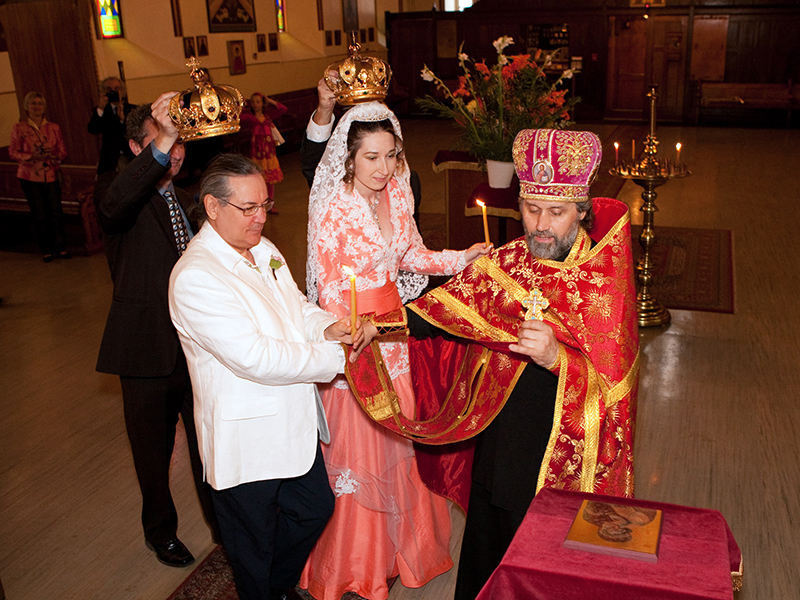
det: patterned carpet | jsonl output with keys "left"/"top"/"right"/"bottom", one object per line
{"left": 166, "top": 546, "right": 368, "bottom": 600}
{"left": 166, "top": 546, "right": 238, "bottom": 600}
{"left": 631, "top": 225, "right": 735, "bottom": 313}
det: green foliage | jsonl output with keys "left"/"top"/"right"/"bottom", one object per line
{"left": 418, "top": 36, "right": 579, "bottom": 163}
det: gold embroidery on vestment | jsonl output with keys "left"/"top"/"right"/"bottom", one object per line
{"left": 537, "top": 344, "right": 568, "bottom": 493}
{"left": 580, "top": 359, "right": 601, "bottom": 492}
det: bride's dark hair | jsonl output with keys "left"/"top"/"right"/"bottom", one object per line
{"left": 343, "top": 119, "right": 405, "bottom": 184}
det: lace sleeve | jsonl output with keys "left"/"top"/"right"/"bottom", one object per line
{"left": 314, "top": 203, "right": 350, "bottom": 319}
{"left": 398, "top": 202, "right": 467, "bottom": 277}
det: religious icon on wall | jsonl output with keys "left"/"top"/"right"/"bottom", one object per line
{"left": 227, "top": 40, "right": 247, "bottom": 75}
{"left": 268, "top": 33, "right": 278, "bottom": 51}
{"left": 208, "top": 0, "right": 256, "bottom": 33}
{"left": 257, "top": 33, "right": 267, "bottom": 53}
{"left": 197, "top": 35, "right": 209, "bottom": 56}
{"left": 183, "top": 36, "right": 196, "bottom": 58}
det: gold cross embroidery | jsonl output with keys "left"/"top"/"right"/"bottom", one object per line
{"left": 522, "top": 288, "right": 549, "bottom": 321}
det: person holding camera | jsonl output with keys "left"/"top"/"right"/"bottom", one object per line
{"left": 88, "top": 76, "right": 135, "bottom": 176}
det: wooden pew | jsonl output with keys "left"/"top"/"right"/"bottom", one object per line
{"left": 697, "top": 80, "right": 795, "bottom": 124}
{"left": 0, "top": 162, "right": 103, "bottom": 255}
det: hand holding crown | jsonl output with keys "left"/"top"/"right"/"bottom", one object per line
{"left": 324, "top": 34, "right": 391, "bottom": 105}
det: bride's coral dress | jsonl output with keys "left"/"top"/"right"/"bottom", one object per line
{"left": 300, "top": 179, "right": 465, "bottom": 600}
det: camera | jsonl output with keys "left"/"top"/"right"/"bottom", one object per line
{"left": 106, "top": 90, "right": 120, "bottom": 103}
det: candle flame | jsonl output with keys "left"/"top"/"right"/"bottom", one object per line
{"left": 676, "top": 142, "right": 682, "bottom": 151}
{"left": 476, "top": 199, "right": 486, "bottom": 208}
{"left": 614, "top": 142, "right": 619, "bottom": 149}
{"left": 342, "top": 265, "right": 355, "bottom": 278}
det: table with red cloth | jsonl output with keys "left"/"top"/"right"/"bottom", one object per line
{"left": 476, "top": 488, "right": 743, "bottom": 600}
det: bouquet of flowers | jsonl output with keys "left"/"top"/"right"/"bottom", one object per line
{"left": 418, "top": 36, "right": 578, "bottom": 163}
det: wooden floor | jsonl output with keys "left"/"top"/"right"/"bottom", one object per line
{"left": 1, "top": 120, "right": 798, "bottom": 599}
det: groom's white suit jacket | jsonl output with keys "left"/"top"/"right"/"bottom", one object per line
{"left": 169, "top": 222, "right": 344, "bottom": 491}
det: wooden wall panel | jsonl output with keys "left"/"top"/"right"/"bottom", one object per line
{"left": 606, "top": 16, "right": 647, "bottom": 119}
{"left": 387, "top": 16, "right": 436, "bottom": 109}
{"left": 387, "top": 3, "right": 800, "bottom": 123}
{"left": 0, "top": 0, "right": 99, "bottom": 166}
{"left": 726, "top": 15, "right": 800, "bottom": 83}
{"left": 649, "top": 16, "right": 688, "bottom": 121}
{"left": 690, "top": 15, "right": 728, "bottom": 82}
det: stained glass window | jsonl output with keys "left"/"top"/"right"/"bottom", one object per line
{"left": 275, "top": 0, "right": 285, "bottom": 32}
{"left": 97, "top": 0, "right": 123, "bottom": 38}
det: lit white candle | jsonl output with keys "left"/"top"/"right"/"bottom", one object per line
{"left": 614, "top": 142, "right": 619, "bottom": 165}
{"left": 476, "top": 199, "right": 490, "bottom": 247}
{"left": 676, "top": 142, "right": 682, "bottom": 164}
{"left": 342, "top": 265, "right": 357, "bottom": 337}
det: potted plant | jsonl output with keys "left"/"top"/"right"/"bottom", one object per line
{"left": 418, "top": 36, "right": 578, "bottom": 187}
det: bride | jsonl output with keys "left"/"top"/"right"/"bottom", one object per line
{"left": 301, "top": 101, "right": 489, "bottom": 600}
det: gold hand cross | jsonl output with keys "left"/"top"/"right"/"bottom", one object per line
{"left": 522, "top": 288, "right": 549, "bottom": 321}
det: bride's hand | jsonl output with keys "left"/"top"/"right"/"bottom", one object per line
{"left": 465, "top": 242, "right": 492, "bottom": 264}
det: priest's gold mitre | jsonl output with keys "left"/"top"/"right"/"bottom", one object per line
{"left": 168, "top": 58, "right": 244, "bottom": 141}
{"left": 324, "top": 35, "right": 392, "bottom": 105}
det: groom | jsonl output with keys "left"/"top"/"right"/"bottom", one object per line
{"left": 169, "top": 154, "right": 367, "bottom": 600}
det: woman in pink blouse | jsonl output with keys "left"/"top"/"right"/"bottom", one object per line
{"left": 301, "top": 102, "right": 489, "bottom": 600}
{"left": 10, "top": 92, "right": 69, "bottom": 262}
{"left": 240, "top": 92, "right": 287, "bottom": 214}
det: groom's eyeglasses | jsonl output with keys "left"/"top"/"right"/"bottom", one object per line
{"left": 226, "top": 199, "right": 275, "bottom": 216}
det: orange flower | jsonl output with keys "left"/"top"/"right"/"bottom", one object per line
{"left": 453, "top": 76, "right": 471, "bottom": 98}
{"left": 475, "top": 61, "right": 491, "bottom": 78}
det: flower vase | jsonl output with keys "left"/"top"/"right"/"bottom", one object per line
{"left": 486, "top": 159, "right": 516, "bottom": 189}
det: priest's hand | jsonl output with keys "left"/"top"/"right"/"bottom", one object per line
{"left": 509, "top": 319, "right": 559, "bottom": 369}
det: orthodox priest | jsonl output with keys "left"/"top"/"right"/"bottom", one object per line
{"left": 345, "top": 128, "right": 640, "bottom": 600}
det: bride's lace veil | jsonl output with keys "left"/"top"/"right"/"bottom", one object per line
{"left": 306, "top": 101, "right": 428, "bottom": 304}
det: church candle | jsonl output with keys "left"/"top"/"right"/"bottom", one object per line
{"left": 343, "top": 266, "right": 357, "bottom": 337}
{"left": 614, "top": 142, "right": 619, "bottom": 165}
{"left": 676, "top": 142, "right": 682, "bottom": 164}
{"left": 477, "top": 199, "right": 491, "bottom": 247}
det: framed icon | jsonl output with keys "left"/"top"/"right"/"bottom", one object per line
{"left": 197, "top": 35, "right": 209, "bottom": 56}
{"left": 183, "top": 36, "right": 196, "bottom": 58}
{"left": 227, "top": 40, "right": 246, "bottom": 74}
{"left": 257, "top": 33, "right": 267, "bottom": 52}
{"left": 208, "top": 0, "right": 256, "bottom": 33}
{"left": 268, "top": 32, "right": 278, "bottom": 51}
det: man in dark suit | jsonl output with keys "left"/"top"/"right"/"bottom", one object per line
{"left": 87, "top": 76, "right": 135, "bottom": 176}
{"left": 95, "top": 92, "right": 219, "bottom": 568}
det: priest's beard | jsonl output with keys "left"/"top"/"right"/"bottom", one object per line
{"left": 524, "top": 218, "right": 581, "bottom": 260}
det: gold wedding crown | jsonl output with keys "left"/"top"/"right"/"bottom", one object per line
{"left": 324, "top": 35, "right": 392, "bottom": 105}
{"left": 168, "top": 58, "right": 244, "bottom": 141}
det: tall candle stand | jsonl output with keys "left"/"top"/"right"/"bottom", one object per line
{"left": 610, "top": 84, "right": 690, "bottom": 327}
